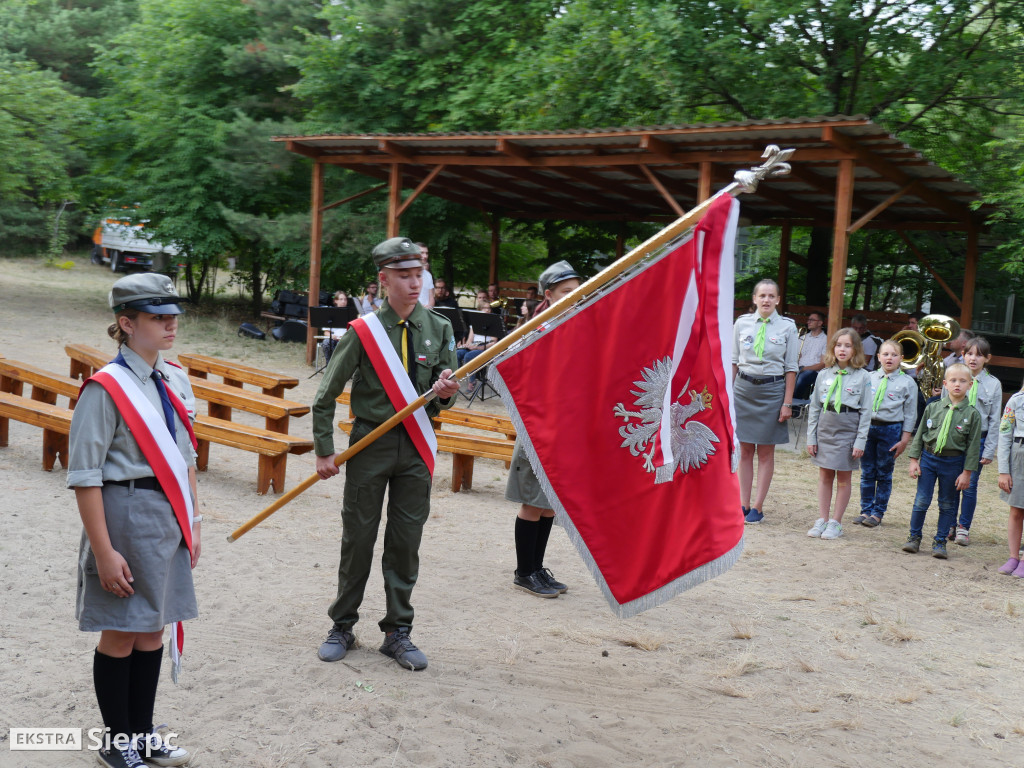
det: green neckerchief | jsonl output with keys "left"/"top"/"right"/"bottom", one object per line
{"left": 823, "top": 368, "right": 849, "bottom": 413}
{"left": 753, "top": 316, "right": 769, "bottom": 359}
{"left": 873, "top": 369, "right": 902, "bottom": 412}
{"left": 935, "top": 401, "right": 957, "bottom": 452}
{"left": 968, "top": 374, "right": 981, "bottom": 407}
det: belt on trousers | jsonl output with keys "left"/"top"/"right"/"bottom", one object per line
{"left": 106, "top": 477, "right": 164, "bottom": 493}
{"left": 738, "top": 372, "right": 785, "bottom": 385}
{"left": 871, "top": 419, "right": 900, "bottom": 426}
{"left": 1015, "top": 437, "right": 1024, "bottom": 445}
{"left": 824, "top": 404, "right": 859, "bottom": 414}
{"left": 925, "top": 446, "right": 963, "bottom": 458}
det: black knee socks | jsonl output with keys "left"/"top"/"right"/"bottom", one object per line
{"left": 129, "top": 647, "right": 163, "bottom": 737}
{"left": 93, "top": 650, "right": 132, "bottom": 744}
{"left": 514, "top": 517, "right": 537, "bottom": 576}
{"left": 535, "top": 515, "right": 554, "bottom": 572}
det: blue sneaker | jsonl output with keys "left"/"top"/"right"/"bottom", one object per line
{"left": 744, "top": 508, "right": 764, "bottom": 524}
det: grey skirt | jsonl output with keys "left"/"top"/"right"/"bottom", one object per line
{"left": 76, "top": 483, "right": 197, "bottom": 633}
{"left": 505, "top": 439, "right": 552, "bottom": 509}
{"left": 1000, "top": 442, "right": 1024, "bottom": 507}
{"left": 811, "top": 410, "right": 861, "bottom": 471}
{"left": 734, "top": 376, "right": 789, "bottom": 445}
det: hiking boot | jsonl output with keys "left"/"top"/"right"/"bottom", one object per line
{"left": 96, "top": 745, "right": 145, "bottom": 768}
{"left": 513, "top": 570, "right": 559, "bottom": 598}
{"left": 955, "top": 526, "right": 970, "bottom": 546}
{"left": 379, "top": 628, "right": 427, "bottom": 671}
{"left": 535, "top": 567, "right": 568, "bottom": 593}
{"left": 134, "top": 728, "right": 189, "bottom": 767}
{"left": 820, "top": 520, "right": 843, "bottom": 540}
{"left": 317, "top": 625, "right": 356, "bottom": 662}
{"left": 902, "top": 535, "right": 922, "bottom": 554}
{"left": 932, "top": 540, "right": 948, "bottom": 559}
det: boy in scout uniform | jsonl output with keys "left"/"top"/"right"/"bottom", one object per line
{"left": 312, "top": 237, "right": 459, "bottom": 670}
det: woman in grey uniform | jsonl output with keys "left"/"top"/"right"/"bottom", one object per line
{"left": 69, "top": 274, "right": 199, "bottom": 768}
{"left": 732, "top": 279, "right": 799, "bottom": 524}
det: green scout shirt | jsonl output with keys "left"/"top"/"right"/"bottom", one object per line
{"left": 907, "top": 398, "right": 982, "bottom": 473}
{"left": 311, "top": 299, "right": 457, "bottom": 456}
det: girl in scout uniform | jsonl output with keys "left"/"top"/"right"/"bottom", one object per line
{"left": 806, "top": 329, "right": 872, "bottom": 540}
{"left": 68, "top": 273, "right": 199, "bottom": 768}
{"left": 731, "top": 279, "right": 799, "bottom": 524}
{"left": 945, "top": 336, "right": 1001, "bottom": 545}
{"left": 855, "top": 339, "right": 917, "bottom": 527}
{"left": 997, "top": 384, "right": 1024, "bottom": 577}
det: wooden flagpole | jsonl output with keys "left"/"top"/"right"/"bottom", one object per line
{"left": 227, "top": 147, "right": 793, "bottom": 542}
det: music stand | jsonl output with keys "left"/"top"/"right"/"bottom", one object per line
{"left": 433, "top": 306, "right": 467, "bottom": 343}
{"left": 459, "top": 310, "right": 506, "bottom": 405}
{"left": 308, "top": 305, "right": 359, "bottom": 377}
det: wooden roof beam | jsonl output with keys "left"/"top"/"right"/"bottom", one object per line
{"left": 639, "top": 135, "right": 678, "bottom": 162}
{"left": 847, "top": 182, "right": 919, "bottom": 234}
{"left": 396, "top": 165, "right": 446, "bottom": 217}
{"left": 639, "top": 166, "right": 685, "bottom": 217}
{"left": 456, "top": 166, "right": 604, "bottom": 217}
{"left": 377, "top": 139, "right": 415, "bottom": 160}
{"left": 897, "top": 230, "right": 961, "bottom": 308}
{"left": 497, "top": 167, "right": 622, "bottom": 211}
{"left": 823, "top": 127, "right": 972, "bottom": 225}
{"left": 496, "top": 138, "right": 533, "bottom": 162}
{"left": 555, "top": 166, "right": 679, "bottom": 213}
{"left": 286, "top": 140, "right": 321, "bottom": 160}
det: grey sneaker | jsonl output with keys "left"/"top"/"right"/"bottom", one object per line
{"left": 317, "top": 625, "right": 356, "bottom": 662}
{"left": 513, "top": 570, "right": 559, "bottom": 598}
{"left": 380, "top": 628, "right": 428, "bottom": 670}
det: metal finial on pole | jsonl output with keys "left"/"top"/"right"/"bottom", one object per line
{"left": 730, "top": 145, "right": 795, "bottom": 195}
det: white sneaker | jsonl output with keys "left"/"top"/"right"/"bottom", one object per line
{"left": 955, "top": 525, "right": 970, "bottom": 546}
{"left": 820, "top": 520, "right": 843, "bottom": 540}
{"left": 807, "top": 518, "right": 828, "bottom": 538}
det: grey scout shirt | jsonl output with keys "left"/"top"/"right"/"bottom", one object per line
{"left": 312, "top": 299, "right": 457, "bottom": 457}
{"left": 67, "top": 345, "right": 197, "bottom": 488}
{"left": 941, "top": 369, "right": 1001, "bottom": 461}
{"left": 997, "top": 390, "right": 1024, "bottom": 475}
{"left": 732, "top": 311, "right": 799, "bottom": 376}
{"left": 908, "top": 399, "right": 981, "bottom": 473}
{"left": 868, "top": 368, "right": 918, "bottom": 434}
{"left": 806, "top": 365, "right": 873, "bottom": 451}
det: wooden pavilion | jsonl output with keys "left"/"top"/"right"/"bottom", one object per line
{"left": 276, "top": 116, "right": 987, "bottom": 364}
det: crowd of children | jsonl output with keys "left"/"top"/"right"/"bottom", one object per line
{"left": 801, "top": 327, "right": 1024, "bottom": 573}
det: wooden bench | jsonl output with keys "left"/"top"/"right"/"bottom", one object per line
{"left": 176, "top": 352, "right": 299, "bottom": 398}
{"left": 65, "top": 343, "right": 111, "bottom": 380}
{"left": 192, "top": 416, "right": 313, "bottom": 495}
{"left": 0, "top": 359, "right": 83, "bottom": 464}
{"left": 335, "top": 392, "right": 515, "bottom": 492}
{"left": 0, "top": 391, "right": 73, "bottom": 470}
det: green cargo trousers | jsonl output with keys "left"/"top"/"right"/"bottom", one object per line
{"left": 328, "top": 418, "right": 432, "bottom": 634}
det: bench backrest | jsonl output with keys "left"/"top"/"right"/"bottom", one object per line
{"left": 65, "top": 343, "right": 112, "bottom": 380}
{"left": 189, "top": 376, "right": 309, "bottom": 419}
{"left": 1, "top": 359, "right": 83, "bottom": 403}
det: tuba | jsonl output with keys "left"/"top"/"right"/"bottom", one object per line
{"left": 889, "top": 314, "right": 960, "bottom": 397}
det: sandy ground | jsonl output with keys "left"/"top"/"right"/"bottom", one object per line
{"left": 1, "top": 256, "right": 1023, "bottom": 768}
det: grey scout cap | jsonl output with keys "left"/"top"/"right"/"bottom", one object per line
{"left": 539, "top": 260, "right": 581, "bottom": 293}
{"left": 109, "top": 273, "right": 185, "bottom": 315}
{"left": 372, "top": 237, "right": 423, "bottom": 270}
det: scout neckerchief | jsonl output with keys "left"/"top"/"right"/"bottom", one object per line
{"left": 824, "top": 368, "right": 848, "bottom": 412}
{"left": 967, "top": 371, "right": 984, "bottom": 407}
{"left": 753, "top": 315, "right": 769, "bottom": 359}
{"left": 83, "top": 358, "right": 198, "bottom": 683}
{"left": 934, "top": 401, "right": 957, "bottom": 452}
{"left": 873, "top": 369, "right": 902, "bottom": 413}
{"left": 348, "top": 312, "right": 437, "bottom": 476}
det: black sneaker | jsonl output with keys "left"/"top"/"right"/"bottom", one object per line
{"left": 513, "top": 570, "right": 559, "bottom": 598}
{"left": 902, "top": 535, "right": 922, "bottom": 554}
{"left": 535, "top": 567, "right": 568, "bottom": 594}
{"left": 318, "top": 625, "right": 356, "bottom": 662}
{"left": 932, "top": 540, "right": 948, "bottom": 559}
{"left": 134, "top": 727, "right": 189, "bottom": 767}
{"left": 379, "top": 627, "right": 428, "bottom": 670}
{"left": 96, "top": 745, "right": 145, "bottom": 768}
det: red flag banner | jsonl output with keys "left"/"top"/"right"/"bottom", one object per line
{"left": 491, "top": 194, "right": 743, "bottom": 617}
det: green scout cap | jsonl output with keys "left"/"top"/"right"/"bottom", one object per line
{"left": 109, "top": 273, "right": 185, "bottom": 315}
{"left": 371, "top": 237, "right": 422, "bottom": 270}
{"left": 539, "top": 260, "right": 581, "bottom": 293}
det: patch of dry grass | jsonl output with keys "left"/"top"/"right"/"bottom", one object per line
{"left": 702, "top": 683, "right": 751, "bottom": 699}
{"left": 730, "top": 619, "right": 754, "bottom": 640}
{"left": 880, "top": 613, "right": 920, "bottom": 644}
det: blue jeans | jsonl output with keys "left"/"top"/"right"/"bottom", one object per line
{"left": 909, "top": 451, "right": 964, "bottom": 543}
{"left": 957, "top": 437, "right": 985, "bottom": 530}
{"left": 860, "top": 422, "right": 903, "bottom": 518}
{"left": 794, "top": 369, "right": 818, "bottom": 400}
{"left": 457, "top": 348, "right": 485, "bottom": 382}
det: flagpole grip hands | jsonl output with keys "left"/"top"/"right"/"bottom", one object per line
{"left": 732, "top": 145, "right": 795, "bottom": 195}
{"left": 431, "top": 368, "right": 459, "bottom": 400}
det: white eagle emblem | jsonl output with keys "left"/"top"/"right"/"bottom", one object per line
{"left": 613, "top": 357, "right": 719, "bottom": 484}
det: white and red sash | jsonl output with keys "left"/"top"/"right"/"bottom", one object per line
{"left": 349, "top": 313, "right": 437, "bottom": 476}
{"left": 85, "top": 364, "right": 196, "bottom": 552}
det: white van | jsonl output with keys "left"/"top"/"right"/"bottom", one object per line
{"left": 91, "top": 217, "right": 184, "bottom": 274}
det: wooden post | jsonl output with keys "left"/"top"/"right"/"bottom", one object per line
{"left": 387, "top": 164, "right": 402, "bottom": 238}
{"left": 489, "top": 213, "right": 501, "bottom": 285}
{"left": 778, "top": 222, "right": 791, "bottom": 312}
{"left": 698, "top": 161, "right": 713, "bottom": 203}
{"left": 306, "top": 161, "right": 325, "bottom": 365}
{"left": 828, "top": 159, "right": 855, "bottom": 338}
{"left": 615, "top": 229, "right": 625, "bottom": 260}
{"left": 961, "top": 227, "right": 978, "bottom": 329}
